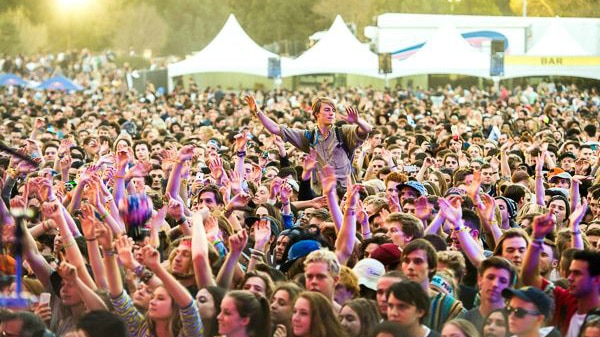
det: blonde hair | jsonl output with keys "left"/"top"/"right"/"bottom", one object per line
{"left": 304, "top": 249, "right": 341, "bottom": 277}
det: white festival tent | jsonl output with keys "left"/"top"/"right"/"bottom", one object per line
{"left": 503, "top": 19, "right": 600, "bottom": 80}
{"left": 281, "top": 15, "right": 383, "bottom": 78}
{"left": 168, "top": 14, "right": 289, "bottom": 79}
{"left": 388, "top": 24, "right": 491, "bottom": 78}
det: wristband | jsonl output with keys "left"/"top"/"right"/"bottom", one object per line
{"left": 63, "top": 238, "right": 76, "bottom": 249}
{"left": 532, "top": 237, "right": 545, "bottom": 246}
{"left": 104, "top": 248, "right": 117, "bottom": 257}
{"left": 175, "top": 216, "right": 187, "bottom": 226}
{"left": 453, "top": 225, "right": 467, "bottom": 232}
{"left": 140, "top": 270, "right": 154, "bottom": 283}
{"left": 572, "top": 229, "right": 582, "bottom": 236}
{"left": 133, "top": 264, "right": 145, "bottom": 278}
{"left": 237, "top": 151, "right": 246, "bottom": 158}
{"left": 85, "top": 237, "right": 97, "bottom": 242}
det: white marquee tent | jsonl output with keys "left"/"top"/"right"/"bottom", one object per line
{"left": 503, "top": 20, "right": 600, "bottom": 80}
{"left": 282, "top": 15, "right": 382, "bottom": 78}
{"left": 388, "top": 24, "right": 490, "bottom": 78}
{"left": 168, "top": 14, "right": 287, "bottom": 79}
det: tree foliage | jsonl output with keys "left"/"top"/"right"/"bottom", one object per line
{"left": 0, "top": 0, "right": 596, "bottom": 56}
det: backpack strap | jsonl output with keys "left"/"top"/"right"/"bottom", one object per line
{"left": 334, "top": 126, "right": 352, "bottom": 161}
{"left": 305, "top": 129, "right": 317, "bottom": 149}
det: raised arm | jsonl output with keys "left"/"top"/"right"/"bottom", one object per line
{"left": 58, "top": 262, "right": 108, "bottom": 311}
{"left": 166, "top": 145, "right": 194, "bottom": 199}
{"left": 535, "top": 152, "right": 546, "bottom": 207}
{"left": 340, "top": 106, "right": 372, "bottom": 137}
{"left": 500, "top": 139, "right": 513, "bottom": 179}
{"left": 336, "top": 179, "right": 359, "bottom": 265}
{"left": 439, "top": 197, "right": 485, "bottom": 268}
{"left": 319, "top": 165, "right": 343, "bottom": 231}
{"left": 569, "top": 200, "right": 587, "bottom": 250}
{"left": 141, "top": 245, "right": 194, "bottom": 308}
{"left": 191, "top": 209, "right": 217, "bottom": 289}
{"left": 216, "top": 229, "right": 248, "bottom": 289}
{"left": 41, "top": 199, "right": 96, "bottom": 290}
{"left": 79, "top": 204, "right": 107, "bottom": 289}
{"left": 245, "top": 95, "right": 282, "bottom": 136}
{"left": 521, "top": 213, "right": 555, "bottom": 288}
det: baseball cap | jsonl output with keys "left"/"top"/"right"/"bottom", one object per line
{"left": 279, "top": 239, "right": 322, "bottom": 272}
{"left": 502, "top": 286, "right": 551, "bottom": 318}
{"left": 352, "top": 258, "right": 385, "bottom": 291}
{"left": 370, "top": 243, "right": 402, "bottom": 268}
{"left": 397, "top": 181, "right": 428, "bottom": 197}
{"left": 547, "top": 168, "right": 572, "bottom": 182}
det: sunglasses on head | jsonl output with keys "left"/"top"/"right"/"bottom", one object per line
{"left": 505, "top": 306, "right": 541, "bottom": 318}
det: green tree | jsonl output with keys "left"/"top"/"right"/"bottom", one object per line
{"left": 112, "top": 2, "right": 168, "bottom": 54}
{"left": 0, "top": 20, "right": 21, "bottom": 55}
{"left": 157, "top": 0, "right": 231, "bottom": 55}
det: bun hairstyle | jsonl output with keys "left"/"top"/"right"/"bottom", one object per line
{"left": 226, "top": 290, "right": 271, "bottom": 337}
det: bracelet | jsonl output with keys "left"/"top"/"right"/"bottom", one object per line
{"left": 212, "top": 239, "right": 223, "bottom": 246}
{"left": 100, "top": 210, "right": 109, "bottom": 221}
{"left": 104, "top": 248, "right": 117, "bottom": 257}
{"left": 237, "top": 151, "right": 246, "bottom": 158}
{"left": 114, "top": 175, "right": 125, "bottom": 179}
{"left": 133, "top": 264, "right": 145, "bottom": 278}
{"left": 532, "top": 237, "right": 545, "bottom": 246}
{"left": 104, "top": 196, "right": 113, "bottom": 203}
{"left": 175, "top": 216, "right": 187, "bottom": 226}
{"left": 63, "top": 239, "right": 76, "bottom": 249}
{"left": 85, "top": 237, "right": 97, "bottom": 242}
{"left": 42, "top": 220, "right": 50, "bottom": 231}
{"left": 453, "top": 226, "right": 467, "bottom": 233}
{"left": 572, "top": 229, "right": 582, "bottom": 236}
{"left": 140, "top": 270, "right": 154, "bottom": 283}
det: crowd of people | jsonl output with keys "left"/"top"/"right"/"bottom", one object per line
{"left": 1, "top": 50, "right": 600, "bottom": 337}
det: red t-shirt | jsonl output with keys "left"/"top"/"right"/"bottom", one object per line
{"left": 541, "top": 278, "right": 578, "bottom": 335}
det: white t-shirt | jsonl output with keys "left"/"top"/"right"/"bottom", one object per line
{"left": 566, "top": 312, "right": 587, "bottom": 337}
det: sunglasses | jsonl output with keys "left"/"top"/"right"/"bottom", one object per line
{"left": 505, "top": 306, "right": 541, "bottom": 318}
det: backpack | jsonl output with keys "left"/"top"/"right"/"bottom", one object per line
{"left": 304, "top": 126, "right": 353, "bottom": 162}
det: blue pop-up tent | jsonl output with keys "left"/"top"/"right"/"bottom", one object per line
{"left": 0, "top": 73, "right": 27, "bottom": 87}
{"left": 36, "top": 75, "right": 83, "bottom": 91}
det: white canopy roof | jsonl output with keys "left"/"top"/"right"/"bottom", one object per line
{"left": 526, "top": 20, "right": 590, "bottom": 56}
{"left": 168, "top": 14, "right": 286, "bottom": 78}
{"left": 282, "top": 15, "right": 382, "bottom": 78}
{"left": 388, "top": 24, "right": 490, "bottom": 78}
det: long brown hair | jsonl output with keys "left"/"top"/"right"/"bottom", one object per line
{"left": 147, "top": 285, "right": 182, "bottom": 337}
{"left": 293, "top": 292, "right": 348, "bottom": 337}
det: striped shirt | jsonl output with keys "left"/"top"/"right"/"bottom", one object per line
{"left": 111, "top": 291, "right": 204, "bottom": 337}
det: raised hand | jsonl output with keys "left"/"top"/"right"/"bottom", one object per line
{"left": 57, "top": 262, "right": 78, "bottom": 282}
{"left": 178, "top": 145, "right": 195, "bottom": 162}
{"left": 165, "top": 193, "right": 185, "bottom": 221}
{"left": 339, "top": 106, "right": 359, "bottom": 124}
{"left": 41, "top": 199, "right": 63, "bottom": 220}
{"left": 149, "top": 206, "right": 168, "bottom": 232}
{"left": 438, "top": 196, "right": 463, "bottom": 226}
{"left": 531, "top": 213, "right": 556, "bottom": 239}
{"left": 311, "top": 195, "right": 328, "bottom": 209}
{"left": 126, "top": 161, "right": 152, "bottom": 180}
{"left": 79, "top": 204, "right": 98, "bottom": 239}
{"left": 280, "top": 183, "right": 293, "bottom": 204}
{"left": 116, "top": 149, "right": 131, "bottom": 169}
{"left": 203, "top": 215, "right": 221, "bottom": 243}
{"left": 302, "top": 149, "right": 318, "bottom": 181}
{"left": 95, "top": 219, "right": 114, "bottom": 251}
{"left": 318, "top": 165, "right": 337, "bottom": 195}
{"left": 414, "top": 196, "right": 432, "bottom": 221}
{"left": 254, "top": 218, "right": 272, "bottom": 251}
{"left": 388, "top": 194, "right": 401, "bottom": 213}
{"left": 140, "top": 245, "right": 162, "bottom": 271}
{"left": 465, "top": 170, "right": 482, "bottom": 206}
{"left": 228, "top": 170, "right": 243, "bottom": 195}
{"left": 228, "top": 192, "right": 251, "bottom": 209}
{"left": 115, "top": 235, "right": 137, "bottom": 270}
{"left": 570, "top": 199, "right": 588, "bottom": 228}
{"left": 478, "top": 194, "right": 496, "bottom": 223}
{"left": 244, "top": 95, "right": 258, "bottom": 114}
{"left": 269, "top": 177, "right": 284, "bottom": 198}
{"left": 228, "top": 229, "right": 248, "bottom": 254}
{"left": 209, "top": 157, "right": 224, "bottom": 181}
{"left": 234, "top": 132, "right": 249, "bottom": 152}
{"left": 535, "top": 152, "right": 545, "bottom": 173}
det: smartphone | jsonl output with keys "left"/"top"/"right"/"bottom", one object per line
{"left": 403, "top": 165, "right": 419, "bottom": 173}
{"left": 40, "top": 292, "right": 51, "bottom": 306}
